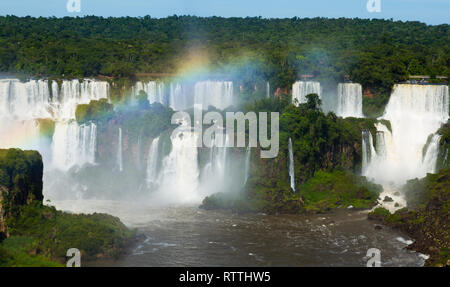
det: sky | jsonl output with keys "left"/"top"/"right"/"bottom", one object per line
{"left": 0, "top": 0, "right": 449, "bottom": 25}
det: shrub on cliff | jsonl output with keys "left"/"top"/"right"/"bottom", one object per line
{"left": 75, "top": 98, "right": 114, "bottom": 124}
{"left": 5, "top": 201, "right": 136, "bottom": 263}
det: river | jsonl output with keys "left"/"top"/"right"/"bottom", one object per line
{"left": 52, "top": 200, "right": 425, "bottom": 267}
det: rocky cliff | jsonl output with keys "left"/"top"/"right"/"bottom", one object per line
{"left": 0, "top": 149, "right": 43, "bottom": 239}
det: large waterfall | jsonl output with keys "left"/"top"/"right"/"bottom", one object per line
{"left": 202, "top": 131, "right": 229, "bottom": 189}
{"left": 194, "top": 81, "right": 234, "bottom": 110}
{"left": 362, "top": 84, "right": 449, "bottom": 210}
{"left": 51, "top": 122, "right": 97, "bottom": 171}
{"left": 336, "top": 83, "right": 363, "bottom": 118}
{"left": 132, "top": 81, "right": 166, "bottom": 105}
{"left": 152, "top": 127, "right": 201, "bottom": 204}
{"left": 144, "top": 127, "right": 235, "bottom": 204}
{"left": 292, "top": 81, "right": 321, "bottom": 105}
{"left": 288, "top": 138, "right": 295, "bottom": 192}
{"left": 0, "top": 78, "right": 109, "bottom": 170}
{"left": 132, "top": 80, "right": 234, "bottom": 111}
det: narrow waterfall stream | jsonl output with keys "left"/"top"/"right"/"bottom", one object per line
{"left": 288, "top": 138, "right": 295, "bottom": 192}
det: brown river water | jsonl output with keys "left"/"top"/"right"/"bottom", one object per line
{"left": 52, "top": 200, "right": 425, "bottom": 267}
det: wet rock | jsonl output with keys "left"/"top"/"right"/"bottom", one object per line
{"left": 383, "top": 196, "right": 394, "bottom": 202}
{"left": 394, "top": 202, "right": 400, "bottom": 207}
{"left": 374, "top": 225, "right": 383, "bottom": 230}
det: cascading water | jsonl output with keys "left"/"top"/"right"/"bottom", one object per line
{"left": 266, "top": 82, "right": 270, "bottom": 98}
{"left": 194, "top": 81, "right": 233, "bottom": 110}
{"left": 132, "top": 81, "right": 166, "bottom": 105}
{"left": 362, "top": 84, "right": 449, "bottom": 210}
{"left": 146, "top": 137, "right": 160, "bottom": 189}
{"left": 244, "top": 145, "right": 251, "bottom": 185}
{"left": 336, "top": 83, "right": 363, "bottom": 118}
{"left": 132, "top": 80, "right": 235, "bottom": 111}
{"left": 51, "top": 122, "right": 97, "bottom": 171}
{"left": 422, "top": 134, "right": 442, "bottom": 174}
{"left": 0, "top": 79, "right": 108, "bottom": 170}
{"left": 288, "top": 138, "right": 295, "bottom": 192}
{"left": 169, "top": 83, "right": 190, "bottom": 111}
{"left": 56, "top": 79, "right": 109, "bottom": 120}
{"left": 292, "top": 81, "right": 321, "bottom": 105}
{"left": 202, "top": 131, "right": 229, "bottom": 190}
{"left": 117, "top": 127, "right": 123, "bottom": 172}
{"left": 152, "top": 126, "right": 201, "bottom": 204}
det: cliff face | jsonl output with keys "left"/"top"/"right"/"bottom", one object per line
{"left": 0, "top": 149, "right": 43, "bottom": 239}
{"left": 369, "top": 168, "right": 450, "bottom": 266}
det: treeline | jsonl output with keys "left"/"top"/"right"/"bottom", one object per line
{"left": 0, "top": 15, "right": 448, "bottom": 92}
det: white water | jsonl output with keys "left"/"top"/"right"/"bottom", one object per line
{"left": 132, "top": 80, "right": 234, "bottom": 111}
{"left": 362, "top": 84, "right": 449, "bottom": 210}
{"left": 146, "top": 137, "right": 160, "bottom": 189}
{"left": 194, "top": 81, "right": 234, "bottom": 110}
{"left": 144, "top": 126, "right": 235, "bottom": 204}
{"left": 117, "top": 127, "right": 123, "bottom": 172}
{"left": 336, "top": 83, "right": 363, "bottom": 118}
{"left": 422, "top": 134, "right": 442, "bottom": 175}
{"left": 292, "top": 81, "right": 321, "bottom": 105}
{"left": 288, "top": 138, "right": 295, "bottom": 192}
{"left": 0, "top": 78, "right": 109, "bottom": 170}
{"left": 151, "top": 127, "right": 201, "bottom": 204}
{"left": 51, "top": 122, "right": 97, "bottom": 171}
{"left": 266, "top": 82, "right": 270, "bottom": 98}
{"left": 169, "top": 82, "right": 190, "bottom": 111}
{"left": 132, "top": 81, "right": 166, "bottom": 105}
{"left": 244, "top": 145, "right": 251, "bottom": 185}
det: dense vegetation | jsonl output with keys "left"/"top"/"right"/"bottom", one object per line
{"left": 368, "top": 168, "right": 449, "bottom": 267}
{"left": 0, "top": 148, "right": 135, "bottom": 266}
{"left": 202, "top": 95, "right": 383, "bottom": 214}
{"left": 0, "top": 16, "right": 448, "bottom": 95}
{"left": 1, "top": 202, "right": 135, "bottom": 265}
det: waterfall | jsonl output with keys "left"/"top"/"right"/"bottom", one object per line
{"left": 244, "top": 145, "right": 251, "bottom": 185}
{"left": 336, "top": 83, "right": 363, "bottom": 118}
{"left": 146, "top": 137, "right": 160, "bottom": 189}
{"left": 362, "top": 130, "right": 376, "bottom": 174}
{"left": 168, "top": 82, "right": 191, "bottom": 111}
{"left": 288, "top": 138, "right": 295, "bottom": 192}
{"left": 292, "top": 81, "right": 321, "bottom": 105}
{"left": 56, "top": 79, "right": 109, "bottom": 120}
{"left": 266, "top": 82, "right": 270, "bottom": 98}
{"left": 422, "top": 134, "right": 441, "bottom": 174}
{"left": 0, "top": 78, "right": 108, "bottom": 170}
{"left": 203, "top": 131, "right": 229, "bottom": 188}
{"left": 51, "top": 122, "right": 97, "bottom": 170}
{"left": 362, "top": 84, "right": 449, "bottom": 210}
{"left": 153, "top": 127, "right": 201, "bottom": 204}
{"left": 133, "top": 81, "right": 166, "bottom": 105}
{"left": 0, "top": 79, "right": 52, "bottom": 119}
{"left": 194, "top": 81, "right": 233, "bottom": 110}
{"left": 117, "top": 128, "right": 123, "bottom": 172}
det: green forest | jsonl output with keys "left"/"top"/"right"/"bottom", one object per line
{"left": 0, "top": 16, "right": 448, "bottom": 94}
